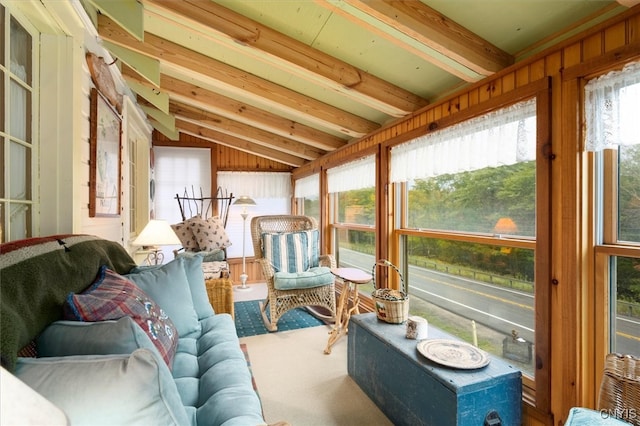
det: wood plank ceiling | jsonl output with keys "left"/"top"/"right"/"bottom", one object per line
{"left": 84, "top": 0, "right": 627, "bottom": 168}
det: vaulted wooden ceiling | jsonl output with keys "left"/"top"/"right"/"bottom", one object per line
{"left": 82, "top": 0, "right": 630, "bottom": 168}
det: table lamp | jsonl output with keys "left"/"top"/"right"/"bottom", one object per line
{"left": 233, "top": 196, "right": 256, "bottom": 291}
{"left": 133, "top": 219, "right": 181, "bottom": 265}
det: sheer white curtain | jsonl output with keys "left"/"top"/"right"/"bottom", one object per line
{"left": 327, "top": 155, "right": 376, "bottom": 193}
{"left": 585, "top": 60, "right": 640, "bottom": 151}
{"left": 218, "top": 172, "right": 292, "bottom": 258}
{"left": 391, "top": 99, "right": 536, "bottom": 183}
{"left": 294, "top": 174, "right": 319, "bottom": 198}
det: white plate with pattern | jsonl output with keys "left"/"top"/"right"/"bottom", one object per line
{"left": 417, "top": 339, "right": 490, "bottom": 369}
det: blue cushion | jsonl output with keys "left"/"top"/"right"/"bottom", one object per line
{"left": 15, "top": 349, "right": 190, "bottom": 426}
{"left": 37, "top": 317, "right": 158, "bottom": 358}
{"left": 274, "top": 266, "right": 334, "bottom": 290}
{"left": 565, "top": 407, "right": 631, "bottom": 425}
{"left": 126, "top": 257, "right": 201, "bottom": 337}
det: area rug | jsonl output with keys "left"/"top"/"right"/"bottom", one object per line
{"left": 240, "top": 343, "right": 259, "bottom": 397}
{"left": 234, "top": 300, "right": 324, "bottom": 337}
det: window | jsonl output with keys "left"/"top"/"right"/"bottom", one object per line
{"left": 153, "top": 146, "right": 211, "bottom": 258}
{"left": 586, "top": 61, "right": 640, "bottom": 361}
{"left": 391, "top": 95, "right": 550, "bottom": 402}
{"left": 294, "top": 173, "right": 320, "bottom": 223}
{"left": 218, "top": 171, "right": 291, "bottom": 259}
{"left": 0, "top": 6, "right": 36, "bottom": 242}
{"left": 327, "top": 156, "right": 376, "bottom": 291}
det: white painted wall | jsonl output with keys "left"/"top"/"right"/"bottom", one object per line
{"left": 5, "top": 0, "right": 151, "bottom": 251}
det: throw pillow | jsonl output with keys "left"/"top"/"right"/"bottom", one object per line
{"left": 171, "top": 220, "right": 200, "bottom": 252}
{"left": 63, "top": 266, "right": 178, "bottom": 368}
{"left": 15, "top": 349, "right": 190, "bottom": 426}
{"left": 126, "top": 257, "right": 202, "bottom": 336}
{"left": 37, "top": 317, "right": 158, "bottom": 358}
{"left": 130, "top": 255, "right": 214, "bottom": 320}
{"left": 186, "top": 216, "right": 232, "bottom": 252}
{"left": 262, "top": 231, "right": 311, "bottom": 273}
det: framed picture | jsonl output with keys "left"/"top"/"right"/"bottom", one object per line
{"left": 89, "top": 87, "right": 122, "bottom": 217}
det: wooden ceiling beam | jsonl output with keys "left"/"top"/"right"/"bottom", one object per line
{"left": 175, "top": 119, "right": 308, "bottom": 168}
{"left": 144, "top": 0, "right": 428, "bottom": 116}
{"left": 98, "top": 14, "right": 378, "bottom": 138}
{"left": 169, "top": 101, "right": 326, "bottom": 161}
{"left": 326, "top": 0, "right": 513, "bottom": 77}
{"left": 121, "top": 64, "right": 347, "bottom": 152}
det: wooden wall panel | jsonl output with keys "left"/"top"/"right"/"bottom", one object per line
{"left": 153, "top": 131, "right": 293, "bottom": 172}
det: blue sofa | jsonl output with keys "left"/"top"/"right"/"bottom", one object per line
{"left": 0, "top": 235, "right": 265, "bottom": 426}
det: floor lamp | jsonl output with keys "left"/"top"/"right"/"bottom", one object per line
{"left": 233, "top": 196, "right": 256, "bottom": 291}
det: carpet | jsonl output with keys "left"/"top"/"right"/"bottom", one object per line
{"left": 234, "top": 301, "right": 324, "bottom": 337}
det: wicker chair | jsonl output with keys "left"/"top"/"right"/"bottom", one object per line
{"left": 597, "top": 353, "right": 640, "bottom": 425}
{"left": 250, "top": 215, "right": 337, "bottom": 332}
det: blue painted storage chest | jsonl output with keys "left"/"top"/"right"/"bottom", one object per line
{"left": 348, "top": 313, "right": 522, "bottom": 426}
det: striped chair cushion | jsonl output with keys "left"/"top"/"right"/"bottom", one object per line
{"left": 262, "top": 230, "right": 320, "bottom": 273}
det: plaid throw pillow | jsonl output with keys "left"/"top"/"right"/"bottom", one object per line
{"left": 63, "top": 266, "right": 179, "bottom": 369}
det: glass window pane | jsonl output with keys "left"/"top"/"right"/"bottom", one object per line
{"left": 0, "top": 71, "right": 4, "bottom": 133}
{"left": 336, "top": 228, "right": 376, "bottom": 294}
{"left": 611, "top": 256, "right": 640, "bottom": 357}
{"left": 0, "top": 137, "right": 4, "bottom": 198}
{"left": 303, "top": 196, "right": 320, "bottom": 224}
{"left": 337, "top": 187, "right": 375, "bottom": 225}
{"left": 9, "top": 141, "right": 30, "bottom": 199}
{"left": 10, "top": 16, "right": 31, "bottom": 85}
{"left": 9, "top": 202, "right": 31, "bottom": 240}
{"left": 10, "top": 79, "right": 31, "bottom": 142}
{"left": 0, "top": 6, "right": 5, "bottom": 68}
{"left": 408, "top": 161, "right": 536, "bottom": 237}
{"left": 407, "top": 236, "right": 535, "bottom": 376}
{"left": 618, "top": 144, "right": 640, "bottom": 243}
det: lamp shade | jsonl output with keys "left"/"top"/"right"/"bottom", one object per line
{"left": 133, "top": 220, "right": 181, "bottom": 247}
{"left": 233, "top": 196, "right": 256, "bottom": 206}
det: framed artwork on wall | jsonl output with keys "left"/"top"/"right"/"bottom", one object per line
{"left": 89, "top": 87, "right": 122, "bottom": 217}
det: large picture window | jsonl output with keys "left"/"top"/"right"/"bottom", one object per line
{"left": 391, "top": 93, "right": 550, "bottom": 404}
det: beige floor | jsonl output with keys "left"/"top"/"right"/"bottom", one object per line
{"left": 235, "top": 282, "right": 392, "bottom": 426}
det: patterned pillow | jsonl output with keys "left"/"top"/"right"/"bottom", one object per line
{"left": 63, "top": 266, "right": 179, "bottom": 369}
{"left": 171, "top": 219, "right": 199, "bottom": 252}
{"left": 262, "top": 231, "right": 313, "bottom": 273}
{"left": 187, "top": 216, "right": 232, "bottom": 251}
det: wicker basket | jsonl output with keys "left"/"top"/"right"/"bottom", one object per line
{"left": 371, "top": 260, "right": 409, "bottom": 324}
{"left": 206, "top": 278, "right": 234, "bottom": 319}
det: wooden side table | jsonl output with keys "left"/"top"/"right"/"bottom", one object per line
{"left": 205, "top": 277, "right": 234, "bottom": 319}
{"left": 324, "top": 267, "right": 372, "bottom": 354}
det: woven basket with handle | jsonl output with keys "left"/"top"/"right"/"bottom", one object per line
{"left": 371, "top": 259, "right": 409, "bottom": 324}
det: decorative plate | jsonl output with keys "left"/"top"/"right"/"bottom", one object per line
{"left": 417, "top": 339, "right": 490, "bottom": 369}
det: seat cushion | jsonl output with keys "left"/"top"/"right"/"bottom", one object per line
{"left": 274, "top": 266, "right": 334, "bottom": 290}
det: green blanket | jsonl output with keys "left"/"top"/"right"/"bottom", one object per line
{"left": 0, "top": 235, "right": 137, "bottom": 371}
